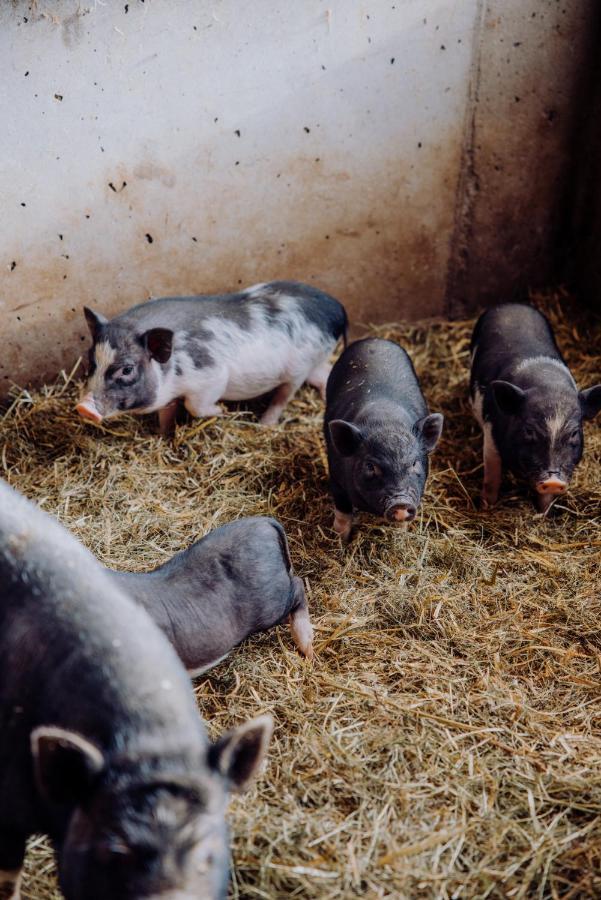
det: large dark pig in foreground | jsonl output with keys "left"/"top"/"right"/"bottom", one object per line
{"left": 77, "top": 280, "right": 347, "bottom": 432}
{"left": 324, "top": 338, "right": 444, "bottom": 542}
{"left": 0, "top": 479, "right": 272, "bottom": 900}
{"left": 107, "top": 516, "right": 314, "bottom": 671}
{"left": 470, "top": 304, "right": 601, "bottom": 512}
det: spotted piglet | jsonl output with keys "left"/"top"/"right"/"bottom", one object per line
{"left": 77, "top": 281, "right": 347, "bottom": 433}
{"left": 470, "top": 303, "right": 601, "bottom": 512}
{"left": 324, "top": 338, "right": 444, "bottom": 542}
{"left": 107, "top": 516, "right": 313, "bottom": 673}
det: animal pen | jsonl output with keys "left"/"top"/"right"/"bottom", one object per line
{"left": 1, "top": 2, "right": 600, "bottom": 899}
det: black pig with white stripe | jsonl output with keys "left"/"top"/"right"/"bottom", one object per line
{"left": 0, "top": 479, "right": 272, "bottom": 900}
{"left": 77, "top": 281, "right": 347, "bottom": 432}
{"left": 470, "top": 303, "right": 601, "bottom": 512}
{"left": 107, "top": 517, "right": 314, "bottom": 672}
{"left": 324, "top": 338, "right": 444, "bottom": 542}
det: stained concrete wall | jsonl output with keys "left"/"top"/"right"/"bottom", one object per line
{"left": 0, "top": 0, "right": 597, "bottom": 392}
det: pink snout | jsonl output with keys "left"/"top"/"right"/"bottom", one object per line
{"left": 387, "top": 503, "right": 416, "bottom": 523}
{"left": 76, "top": 395, "right": 103, "bottom": 424}
{"left": 535, "top": 478, "right": 567, "bottom": 496}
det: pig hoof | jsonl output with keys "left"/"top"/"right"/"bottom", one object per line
{"left": 290, "top": 609, "right": 314, "bottom": 659}
{"left": 480, "top": 490, "right": 498, "bottom": 510}
{"left": 333, "top": 510, "right": 352, "bottom": 543}
{"left": 260, "top": 409, "right": 281, "bottom": 426}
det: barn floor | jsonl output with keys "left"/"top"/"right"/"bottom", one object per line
{"left": 2, "top": 291, "right": 600, "bottom": 899}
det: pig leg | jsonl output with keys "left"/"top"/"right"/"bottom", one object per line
{"left": 333, "top": 508, "right": 353, "bottom": 542}
{"left": 0, "top": 832, "right": 25, "bottom": 900}
{"left": 307, "top": 360, "right": 332, "bottom": 401}
{"left": 481, "top": 425, "right": 502, "bottom": 509}
{"left": 289, "top": 575, "right": 314, "bottom": 659}
{"left": 158, "top": 399, "right": 180, "bottom": 435}
{"left": 184, "top": 390, "right": 224, "bottom": 419}
{"left": 535, "top": 492, "right": 556, "bottom": 514}
{"left": 330, "top": 481, "right": 353, "bottom": 542}
{"left": 260, "top": 381, "right": 301, "bottom": 425}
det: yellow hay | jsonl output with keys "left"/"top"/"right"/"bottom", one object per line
{"left": 2, "top": 289, "right": 600, "bottom": 899}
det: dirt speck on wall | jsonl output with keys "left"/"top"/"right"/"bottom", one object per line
{"left": 0, "top": 0, "right": 599, "bottom": 392}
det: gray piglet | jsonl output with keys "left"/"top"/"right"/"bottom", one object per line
{"left": 108, "top": 516, "right": 314, "bottom": 672}
{"left": 77, "top": 280, "right": 347, "bottom": 432}
{"left": 324, "top": 338, "right": 444, "bottom": 542}
{"left": 470, "top": 303, "right": 601, "bottom": 512}
{"left": 0, "top": 479, "right": 272, "bottom": 900}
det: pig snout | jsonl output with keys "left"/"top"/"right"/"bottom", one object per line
{"left": 535, "top": 475, "right": 567, "bottom": 495}
{"left": 386, "top": 501, "right": 417, "bottom": 523}
{"left": 76, "top": 393, "right": 103, "bottom": 424}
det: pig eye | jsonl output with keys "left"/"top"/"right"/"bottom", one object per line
{"left": 523, "top": 426, "right": 536, "bottom": 442}
{"left": 120, "top": 365, "right": 134, "bottom": 377}
{"left": 364, "top": 461, "right": 382, "bottom": 478}
{"left": 569, "top": 428, "right": 580, "bottom": 443}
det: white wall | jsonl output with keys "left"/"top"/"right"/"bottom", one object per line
{"left": 0, "top": 0, "right": 595, "bottom": 389}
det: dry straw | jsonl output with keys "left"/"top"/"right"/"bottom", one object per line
{"left": 1, "top": 290, "right": 600, "bottom": 899}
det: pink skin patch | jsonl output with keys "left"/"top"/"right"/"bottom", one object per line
{"left": 391, "top": 507, "right": 411, "bottom": 522}
{"left": 333, "top": 509, "right": 352, "bottom": 542}
{"left": 290, "top": 609, "right": 314, "bottom": 660}
{"left": 535, "top": 478, "right": 567, "bottom": 495}
{"left": 76, "top": 395, "right": 103, "bottom": 424}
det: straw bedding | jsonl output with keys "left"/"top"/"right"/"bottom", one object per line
{"left": 1, "top": 290, "right": 600, "bottom": 899}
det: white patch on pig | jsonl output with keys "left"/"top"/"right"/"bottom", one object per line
{"left": 545, "top": 409, "right": 567, "bottom": 447}
{"left": 514, "top": 355, "right": 576, "bottom": 386}
{"left": 161, "top": 302, "right": 335, "bottom": 417}
{"left": 124, "top": 288, "right": 338, "bottom": 419}
{"left": 245, "top": 282, "right": 268, "bottom": 295}
{"left": 88, "top": 341, "right": 117, "bottom": 396}
{"left": 471, "top": 386, "right": 502, "bottom": 507}
{"left": 187, "top": 653, "right": 230, "bottom": 679}
{"left": 470, "top": 385, "right": 485, "bottom": 427}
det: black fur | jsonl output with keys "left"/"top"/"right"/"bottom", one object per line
{"left": 108, "top": 517, "right": 308, "bottom": 671}
{"left": 324, "top": 338, "right": 443, "bottom": 526}
{"left": 470, "top": 303, "right": 601, "bottom": 497}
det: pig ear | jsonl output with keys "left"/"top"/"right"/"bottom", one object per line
{"left": 143, "top": 328, "right": 173, "bottom": 364}
{"left": 31, "top": 726, "right": 105, "bottom": 807}
{"left": 415, "top": 413, "right": 444, "bottom": 452}
{"left": 490, "top": 380, "right": 526, "bottom": 415}
{"left": 209, "top": 714, "right": 273, "bottom": 794}
{"left": 328, "top": 420, "right": 364, "bottom": 457}
{"left": 579, "top": 385, "right": 601, "bottom": 420}
{"left": 83, "top": 306, "right": 108, "bottom": 340}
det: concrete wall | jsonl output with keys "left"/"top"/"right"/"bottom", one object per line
{"left": 0, "top": 0, "right": 596, "bottom": 392}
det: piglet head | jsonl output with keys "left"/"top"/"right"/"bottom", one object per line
{"left": 490, "top": 380, "right": 601, "bottom": 495}
{"left": 328, "top": 414, "right": 443, "bottom": 522}
{"left": 76, "top": 307, "right": 173, "bottom": 423}
{"left": 32, "top": 717, "right": 272, "bottom": 900}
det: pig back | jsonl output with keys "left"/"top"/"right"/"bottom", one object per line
{"left": 109, "top": 517, "right": 296, "bottom": 667}
{"left": 0, "top": 480, "right": 206, "bottom": 827}
{"left": 471, "top": 304, "right": 564, "bottom": 383}
{"left": 326, "top": 338, "right": 427, "bottom": 425}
